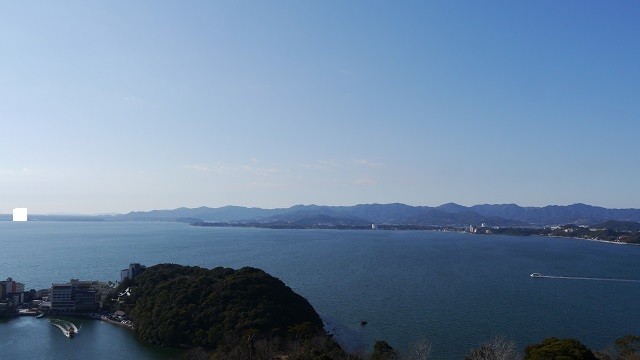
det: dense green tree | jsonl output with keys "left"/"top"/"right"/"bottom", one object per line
{"left": 525, "top": 337, "right": 596, "bottom": 360}
{"left": 615, "top": 335, "right": 640, "bottom": 358}
{"left": 597, "top": 335, "right": 640, "bottom": 360}
{"left": 23, "top": 289, "right": 37, "bottom": 303}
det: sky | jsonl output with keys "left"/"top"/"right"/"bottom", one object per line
{"left": 1, "top": 1, "right": 639, "bottom": 214}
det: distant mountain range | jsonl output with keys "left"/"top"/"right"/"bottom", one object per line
{"left": 4, "top": 203, "right": 640, "bottom": 227}
{"left": 104, "top": 203, "right": 640, "bottom": 227}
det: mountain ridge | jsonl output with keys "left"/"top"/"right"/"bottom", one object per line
{"left": 6, "top": 203, "right": 640, "bottom": 227}
{"left": 108, "top": 202, "right": 640, "bottom": 227}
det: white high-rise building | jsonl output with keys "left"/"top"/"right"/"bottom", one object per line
{"left": 120, "top": 263, "right": 146, "bottom": 282}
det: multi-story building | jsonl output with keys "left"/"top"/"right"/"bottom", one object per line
{"left": 50, "top": 283, "right": 74, "bottom": 312}
{"left": 71, "top": 280, "right": 99, "bottom": 312}
{"left": 50, "top": 279, "right": 99, "bottom": 313}
{"left": 1, "top": 277, "right": 25, "bottom": 304}
{"left": 120, "top": 263, "right": 145, "bottom": 282}
{"left": 3, "top": 277, "right": 25, "bottom": 295}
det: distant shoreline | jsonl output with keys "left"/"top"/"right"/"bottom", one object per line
{"left": 190, "top": 221, "right": 640, "bottom": 246}
{"left": 190, "top": 221, "right": 450, "bottom": 231}
{"left": 553, "top": 235, "right": 640, "bottom": 246}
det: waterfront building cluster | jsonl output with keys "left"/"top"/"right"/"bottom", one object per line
{"left": 0, "top": 276, "right": 29, "bottom": 314}
{"left": 0, "top": 263, "right": 145, "bottom": 316}
{"left": 1, "top": 277, "right": 26, "bottom": 305}
{"left": 47, "top": 279, "right": 112, "bottom": 313}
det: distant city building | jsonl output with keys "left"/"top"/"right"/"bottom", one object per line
{"left": 12, "top": 208, "right": 27, "bottom": 221}
{"left": 1, "top": 277, "right": 25, "bottom": 304}
{"left": 9, "top": 293, "right": 24, "bottom": 304}
{"left": 35, "top": 288, "right": 50, "bottom": 299}
{"left": 2, "top": 277, "right": 25, "bottom": 294}
{"left": 120, "top": 263, "right": 146, "bottom": 282}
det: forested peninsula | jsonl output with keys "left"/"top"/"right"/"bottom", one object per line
{"left": 113, "top": 264, "right": 348, "bottom": 358}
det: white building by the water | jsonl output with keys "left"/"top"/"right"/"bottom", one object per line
{"left": 120, "top": 263, "right": 146, "bottom": 282}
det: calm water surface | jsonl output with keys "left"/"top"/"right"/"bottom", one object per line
{"left": 1, "top": 222, "right": 639, "bottom": 359}
{"left": 0, "top": 315, "right": 183, "bottom": 360}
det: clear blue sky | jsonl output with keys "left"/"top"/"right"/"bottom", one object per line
{"left": 2, "top": 1, "right": 639, "bottom": 214}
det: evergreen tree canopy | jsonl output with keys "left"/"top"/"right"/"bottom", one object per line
{"left": 118, "top": 264, "right": 323, "bottom": 349}
{"left": 524, "top": 337, "right": 597, "bottom": 360}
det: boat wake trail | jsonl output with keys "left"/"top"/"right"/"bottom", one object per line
{"left": 51, "top": 322, "right": 67, "bottom": 333}
{"left": 541, "top": 275, "right": 640, "bottom": 283}
{"left": 50, "top": 319, "right": 80, "bottom": 338}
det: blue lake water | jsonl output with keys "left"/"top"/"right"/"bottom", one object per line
{"left": 1, "top": 222, "right": 639, "bottom": 359}
{"left": 0, "top": 315, "right": 183, "bottom": 360}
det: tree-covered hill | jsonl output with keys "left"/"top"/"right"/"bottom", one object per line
{"left": 117, "top": 264, "right": 324, "bottom": 350}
